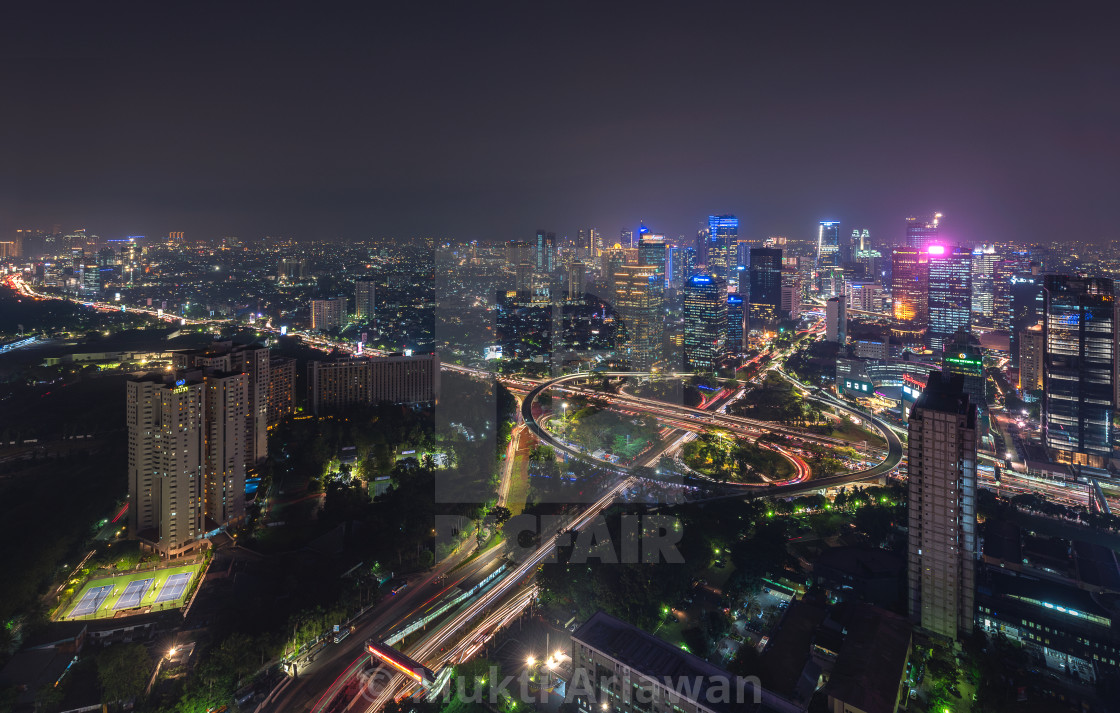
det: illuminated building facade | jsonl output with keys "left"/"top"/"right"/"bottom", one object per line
{"left": 926, "top": 245, "right": 972, "bottom": 352}
{"left": 682, "top": 274, "right": 727, "bottom": 371}
{"left": 535, "top": 230, "right": 556, "bottom": 273}
{"left": 727, "top": 293, "right": 746, "bottom": 355}
{"left": 1043, "top": 276, "right": 1116, "bottom": 468}
{"left": 890, "top": 247, "right": 928, "bottom": 343}
{"left": 706, "top": 215, "right": 738, "bottom": 282}
{"left": 613, "top": 265, "right": 663, "bottom": 369}
{"left": 175, "top": 342, "right": 270, "bottom": 465}
{"left": 268, "top": 356, "right": 297, "bottom": 426}
{"left": 905, "top": 212, "right": 942, "bottom": 250}
{"left": 311, "top": 298, "right": 345, "bottom": 331}
{"left": 816, "top": 220, "right": 840, "bottom": 273}
{"left": 308, "top": 353, "right": 440, "bottom": 414}
{"left": 355, "top": 279, "right": 377, "bottom": 320}
{"left": 747, "top": 247, "right": 782, "bottom": 329}
{"left": 1018, "top": 324, "right": 1044, "bottom": 392}
{"left": 128, "top": 374, "right": 206, "bottom": 557}
{"left": 637, "top": 233, "right": 667, "bottom": 291}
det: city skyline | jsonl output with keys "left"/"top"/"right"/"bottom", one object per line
{"left": 3, "top": 4, "right": 1119, "bottom": 244}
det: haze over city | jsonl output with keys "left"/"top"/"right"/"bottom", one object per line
{"left": 2, "top": 2, "right": 1119, "bottom": 243}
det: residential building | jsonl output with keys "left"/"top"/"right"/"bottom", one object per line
{"left": 127, "top": 374, "right": 205, "bottom": 557}
{"left": 907, "top": 372, "right": 978, "bottom": 640}
{"left": 311, "top": 298, "right": 345, "bottom": 331}
{"left": 355, "top": 279, "right": 377, "bottom": 320}
{"left": 174, "top": 342, "right": 269, "bottom": 465}
{"left": 200, "top": 371, "right": 248, "bottom": 528}
{"left": 307, "top": 353, "right": 440, "bottom": 414}
{"left": 825, "top": 296, "right": 846, "bottom": 344}
{"left": 268, "top": 356, "right": 297, "bottom": 426}
{"left": 1018, "top": 323, "right": 1044, "bottom": 392}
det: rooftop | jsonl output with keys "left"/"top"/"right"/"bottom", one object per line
{"left": 824, "top": 604, "right": 912, "bottom": 713}
{"left": 573, "top": 611, "right": 798, "bottom": 713}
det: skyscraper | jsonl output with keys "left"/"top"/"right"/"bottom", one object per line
{"left": 1042, "top": 276, "right": 1116, "bottom": 468}
{"left": 577, "top": 228, "right": 598, "bottom": 259}
{"left": 890, "top": 247, "right": 928, "bottom": 343}
{"left": 613, "top": 265, "right": 663, "bottom": 369}
{"left": 202, "top": 371, "right": 248, "bottom": 527}
{"left": 970, "top": 245, "right": 997, "bottom": 327}
{"left": 355, "top": 279, "right": 377, "bottom": 321}
{"left": 747, "top": 247, "right": 782, "bottom": 329}
{"left": 667, "top": 245, "right": 697, "bottom": 288}
{"left": 535, "top": 230, "right": 556, "bottom": 273}
{"left": 128, "top": 374, "right": 205, "bottom": 557}
{"left": 567, "top": 261, "right": 587, "bottom": 301}
{"left": 905, "top": 213, "right": 942, "bottom": 250}
{"left": 707, "top": 215, "right": 738, "bottom": 282}
{"left": 816, "top": 220, "right": 841, "bottom": 273}
{"left": 992, "top": 249, "right": 1033, "bottom": 332}
{"left": 926, "top": 245, "right": 972, "bottom": 352}
{"left": 727, "top": 293, "right": 746, "bottom": 355}
{"left": 682, "top": 274, "right": 727, "bottom": 372}
{"left": 825, "top": 295, "right": 847, "bottom": 344}
{"left": 1009, "top": 273, "right": 1044, "bottom": 367}
{"left": 907, "top": 371, "right": 977, "bottom": 641}
{"left": 637, "top": 233, "right": 667, "bottom": 291}
{"left": 174, "top": 342, "right": 270, "bottom": 465}
{"left": 1018, "top": 323, "right": 1044, "bottom": 393}
{"left": 268, "top": 356, "right": 297, "bottom": 426}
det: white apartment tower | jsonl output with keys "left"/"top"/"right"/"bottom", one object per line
{"left": 127, "top": 375, "right": 206, "bottom": 557}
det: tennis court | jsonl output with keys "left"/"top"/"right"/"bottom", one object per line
{"left": 60, "top": 561, "right": 204, "bottom": 621}
{"left": 154, "top": 572, "right": 193, "bottom": 603}
{"left": 113, "top": 578, "right": 153, "bottom": 609}
{"left": 68, "top": 584, "right": 114, "bottom": 617}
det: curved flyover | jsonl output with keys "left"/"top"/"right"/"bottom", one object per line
{"left": 521, "top": 371, "right": 903, "bottom": 499}
{"left": 521, "top": 371, "right": 670, "bottom": 471}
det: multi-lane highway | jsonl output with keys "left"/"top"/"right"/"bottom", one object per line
{"left": 520, "top": 371, "right": 904, "bottom": 500}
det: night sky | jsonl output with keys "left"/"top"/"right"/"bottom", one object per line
{"left": 2, "top": 2, "right": 1118, "bottom": 245}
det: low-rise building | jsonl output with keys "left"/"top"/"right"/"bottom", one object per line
{"left": 570, "top": 610, "right": 799, "bottom": 713}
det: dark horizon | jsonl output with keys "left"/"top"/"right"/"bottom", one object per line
{"left": 2, "top": 2, "right": 1118, "bottom": 246}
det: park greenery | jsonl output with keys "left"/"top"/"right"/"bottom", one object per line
{"left": 680, "top": 430, "right": 791, "bottom": 482}
{"left": 559, "top": 403, "right": 660, "bottom": 460}
{"left": 729, "top": 372, "right": 824, "bottom": 426}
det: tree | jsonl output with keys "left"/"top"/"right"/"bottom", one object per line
{"left": 97, "top": 643, "right": 152, "bottom": 705}
{"left": 487, "top": 506, "right": 512, "bottom": 527}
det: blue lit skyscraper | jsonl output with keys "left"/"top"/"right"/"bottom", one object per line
{"left": 535, "top": 230, "right": 556, "bottom": 273}
{"left": 1043, "top": 276, "right": 1116, "bottom": 468}
{"left": 927, "top": 245, "right": 972, "bottom": 352}
{"left": 816, "top": 221, "right": 840, "bottom": 270}
{"left": 707, "top": 215, "right": 738, "bottom": 282}
{"left": 683, "top": 274, "right": 727, "bottom": 371}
